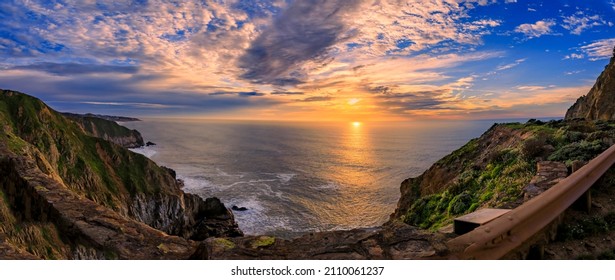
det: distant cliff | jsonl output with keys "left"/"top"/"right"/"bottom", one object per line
{"left": 62, "top": 112, "right": 141, "bottom": 122}
{"left": 566, "top": 49, "right": 615, "bottom": 120}
{"left": 62, "top": 113, "right": 144, "bottom": 148}
{"left": 0, "top": 89, "right": 241, "bottom": 259}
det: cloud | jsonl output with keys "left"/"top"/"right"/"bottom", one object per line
{"left": 270, "top": 91, "right": 304, "bottom": 95}
{"left": 297, "top": 96, "right": 333, "bottom": 102}
{"left": 493, "top": 85, "right": 588, "bottom": 108}
{"left": 0, "top": 0, "right": 601, "bottom": 120}
{"left": 349, "top": 0, "right": 502, "bottom": 56}
{"left": 238, "top": 0, "right": 361, "bottom": 86}
{"left": 514, "top": 20, "right": 556, "bottom": 39}
{"left": 237, "top": 0, "right": 503, "bottom": 86}
{"left": 580, "top": 38, "right": 615, "bottom": 61}
{"left": 496, "top": 58, "right": 526, "bottom": 71}
{"left": 563, "top": 53, "right": 584, "bottom": 60}
{"left": 561, "top": 12, "right": 606, "bottom": 35}
{"left": 371, "top": 88, "right": 453, "bottom": 115}
{"left": 79, "top": 101, "right": 183, "bottom": 109}
{"left": 515, "top": 85, "right": 555, "bottom": 91}
{"left": 10, "top": 62, "right": 139, "bottom": 76}
{"left": 0, "top": 69, "right": 278, "bottom": 116}
{"left": 208, "top": 91, "right": 266, "bottom": 97}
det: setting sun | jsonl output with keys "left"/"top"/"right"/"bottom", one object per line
{"left": 348, "top": 98, "right": 362, "bottom": 106}
{"left": 352, "top": 121, "right": 362, "bottom": 127}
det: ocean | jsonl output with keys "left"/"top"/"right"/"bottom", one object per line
{"left": 124, "top": 119, "right": 513, "bottom": 238}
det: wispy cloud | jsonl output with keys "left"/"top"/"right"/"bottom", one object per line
{"left": 514, "top": 20, "right": 556, "bottom": 39}
{"left": 561, "top": 12, "right": 606, "bottom": 35}
{"left": 580, "top": 38, "right": 615, "bottom": 61}
{"left": 565, "top": 70, "right": 583, "bottom": 75}
{"left": 516, "top": 85, "right": 555, "bottom": 91}
{"left": 79, "top": 101, "right": 183, "bottom": 109}
{"left": 515, "top": 19, "right": 555, "bottom": 39}
{"left": 10, "top": 62, "right": 139, "bottom": 76}
{"left": 496, "top": 58, "right": 526, "bottom": 71}
{"left": 563, "top": 53, "right": 585, "bottom": 60}
{"left": 297, "top": 96, "right": 333, "bottom": 102}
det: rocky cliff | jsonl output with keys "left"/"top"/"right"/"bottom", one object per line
{"left": 392, "top": 119, "right": 615, "bottom": 230}
{"left": 0, "top": 89, "right": 241, "bottom": 259}
{"left": 0, "top": 150, "right": 197, "bottom": 259}
{"left": 62, "top": 113, "right": 144, "bottom": 148}
{"left": 565, "top": 49, "right": 615, "bottom": 120}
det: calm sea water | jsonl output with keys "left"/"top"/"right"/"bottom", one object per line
{"left": 124, "top": 119, "right": 509, "bottom": 238}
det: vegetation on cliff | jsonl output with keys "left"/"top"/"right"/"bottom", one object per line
{"left": 395, "top": 119, "right": 615, "bottom": 231}
{"left": 0, "top": 89, "right": 241, "bottom": 259}
{"left": 0, "top": 89, "right": 166, "bottom": 208}
{"left": 62, "top": 113, "right": 144, "bottom": 148}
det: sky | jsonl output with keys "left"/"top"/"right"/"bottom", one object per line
{"left": 1, "top": 0, "right": 615, "bottom": 121}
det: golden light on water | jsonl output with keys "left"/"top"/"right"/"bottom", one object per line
{"left": 296, "top": 121, "right": 387, "bottom": 228}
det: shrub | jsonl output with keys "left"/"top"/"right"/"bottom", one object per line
{"left": 567, "top": 121, "right": 595, "bottom": 133}
{"left": 548, "top": 140, "right": 608, "bottom": 163}
{"left": 447, "top": 192, "right": 472, "bottom": 215}
{"left": 521, "top": 136, "right": 546, "bottom": 159}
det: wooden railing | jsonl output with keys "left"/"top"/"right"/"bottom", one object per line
{"left": 447, "top": 144, "right": 615, "bottom": 259}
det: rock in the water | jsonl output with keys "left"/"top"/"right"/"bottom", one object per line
{"left": 203, "top": 197, "right": 230, "bottom": 218}
{"left": 232, "top": 205, "right": 248, "bottom": 211}
{"left": 146, "top": 141, "right": 156, "bottom": 146}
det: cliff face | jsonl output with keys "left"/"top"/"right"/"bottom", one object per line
{"left": 0, "top": 89, "right": 241, "bottom": 259}
{"left": 565, "top": 51, "right": 615, "bottom": 120}
{"left": 392, "top": 119, "right": 615, "bottom": 230}
{"left": 62, "top": 113, "right": 144, "bottom": 148}
{"left": 0, "top": 151, "right": 197, "bottom": 259}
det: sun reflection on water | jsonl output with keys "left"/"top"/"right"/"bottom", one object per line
{"left": 302, "top": 121, "right": 386, "bottom": 228}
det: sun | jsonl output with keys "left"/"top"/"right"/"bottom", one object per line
{"left": 347, "top": 98, "right": 361, "bottom": 105}
{"left": 352, "top": 121, "right": 362, "bottom": 127}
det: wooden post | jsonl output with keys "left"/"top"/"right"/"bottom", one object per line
{"left": 527, "top": 244, "right": 545, "bottom": 260}
{"left": 572, "top": 161, "right": 591, "bottom": 213}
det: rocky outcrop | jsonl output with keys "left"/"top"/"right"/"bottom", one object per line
{"left": 197, "top": 221, "right": 447, "bottom": 260}
{"left": 0, "top": 149, "right": 197, "bottom": 259}
{"left": 392, "top": 119, "right": 615, "bottom": 231}
{"left": 63, "top": 113, "right": 144, "bottom": 148}
{"left": 566, "top": 49, "right": 615, "bottom": 120}
{"left": 392, "top": 124, "right": 533, "bottom": 222}
{"left": 522, "top": 161, "right": 568, "bottom": 201}
{"left": 129, "top": 192, "right": 243, "bottom": 240}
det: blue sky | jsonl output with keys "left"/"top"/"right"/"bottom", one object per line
{"left": 1, "top": 0, "right": 614, "bottom": 120}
